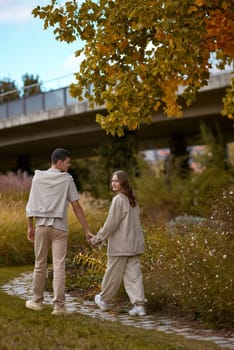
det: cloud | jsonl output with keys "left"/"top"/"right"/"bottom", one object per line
{"left": 0, "top": 0, "right": 46, "bottom": 23}
{"left": 64, "top": 51, "right": 85, "bottom": 72}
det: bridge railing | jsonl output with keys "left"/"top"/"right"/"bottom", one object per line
{"left": 0, "top": 86, "right": 82, "bottom": 119}
{"left": 0, "top": 68, "right": 232, "bottom": 120}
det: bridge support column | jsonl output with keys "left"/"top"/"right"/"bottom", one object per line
{"left": 200, "top": 121, "right": 229, "bottom": 169}
{"left": 14, "top": 155, "right": 34, "bottom": 174}
{"left": 164, "top": 135, "right": 190, "bottom": 183}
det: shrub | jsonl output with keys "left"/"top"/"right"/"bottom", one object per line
{"left": 0, "top": 198, "right": 35, "bottom": 266}
{"left": 142, "top": 185, "right": 234, "bottom": 328}
{"left": 0, "top": 171, "right": 32, "bottom": 200}
{"left": 135, "top": 157, "right": 234, "bottom": 223}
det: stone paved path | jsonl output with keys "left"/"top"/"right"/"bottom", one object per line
{"left": 2, "top": 272, "right": 234, "bottom": 349}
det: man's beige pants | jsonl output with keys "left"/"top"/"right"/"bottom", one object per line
{"left": 100, "top": 255, "right": 146, "bottom": 305}
{"left": 32, "top": 226, "right": 67, "bottom": 307}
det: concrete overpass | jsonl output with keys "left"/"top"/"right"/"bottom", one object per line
{"left": 0, "top": 71, "right": 233, "bottom": 172}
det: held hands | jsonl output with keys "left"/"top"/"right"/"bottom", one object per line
{"left": 89, "top": 235, "right": 105, "bottom": 249}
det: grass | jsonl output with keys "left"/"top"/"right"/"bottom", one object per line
{"left": 0, "top": 266, "right": 225, "bottom": 350}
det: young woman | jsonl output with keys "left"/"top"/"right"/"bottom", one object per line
{"left": 90, "top": 170, "right": 146, "bottom": 316}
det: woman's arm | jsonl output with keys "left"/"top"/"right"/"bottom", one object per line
{"left": 95, "top": 195, "right": 126, "bottom": 241}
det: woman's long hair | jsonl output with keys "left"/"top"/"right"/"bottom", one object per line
{"left": 110, "top": 170, "right": 136, "bottom": 207}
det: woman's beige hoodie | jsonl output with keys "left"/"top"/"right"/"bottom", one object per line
{"left": 92, "top": 192, "right": 144, "bottom": 256}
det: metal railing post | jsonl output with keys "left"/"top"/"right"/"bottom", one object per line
{"left": 64, "top": 87, "right": 67, "bottom": 107}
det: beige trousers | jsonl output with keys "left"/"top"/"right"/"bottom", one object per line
{"left": 32, "top": 226, "right": 67, "bottom": 307}
{"left": 100, "top": 255, "right": 146, "bottom": 305}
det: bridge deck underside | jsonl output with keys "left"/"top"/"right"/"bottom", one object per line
{"left": 0, "top": 88, "right": 233, "bottom": 171}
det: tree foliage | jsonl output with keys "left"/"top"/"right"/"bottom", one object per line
{"left": 95, "top": 131, "right": 139, "bottom": 196}
{"left": 32, "top": 0, "right": 234, "bottom": 136}
{"left": 0, "top": 78, "right": 20, "bottom": 103}
{"left": 0, "top": 74, "right": 42, "bottom": 103}
{"left": 22, "top": 73, "right": 42, "bottom": 98}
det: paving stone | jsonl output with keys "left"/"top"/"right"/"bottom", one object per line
{"left": 2, "top": 272, "right": 234, "bottom": 349}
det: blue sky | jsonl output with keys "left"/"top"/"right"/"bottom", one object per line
{"left": 0, "top": 0, "right": 83, "bottom": 91}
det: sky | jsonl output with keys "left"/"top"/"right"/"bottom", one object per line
{"left": 0, "top": 0, "right": 84, "bottom": 91}
{"left": 1, "top": 1, "right": 231, "bottom": 91}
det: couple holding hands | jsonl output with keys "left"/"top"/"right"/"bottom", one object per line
{"left": 25, "top": 148, "right": 146, "bottom": 316}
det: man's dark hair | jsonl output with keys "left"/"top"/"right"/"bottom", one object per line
{"left": 51, "top": 148, "right": 71, "bottom": 164}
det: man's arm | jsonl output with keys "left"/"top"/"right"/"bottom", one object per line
{"left": 27, "top": 217, "right": 35, "bottom": 242}
{"left": 70, "top": 200, "right": 93, "bottom": 240}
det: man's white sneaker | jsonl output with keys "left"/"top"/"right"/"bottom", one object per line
{"left": 51, "top": 305, "right": 69, "bottom": 315}
{"left": 94, "top": 294, "right": 110, "bottom": 310}
{"left": 129, "top": 305, "right": 146, "bottom": 316}
{"left": 25, "top": 300, "right": 44, "bottom": 311}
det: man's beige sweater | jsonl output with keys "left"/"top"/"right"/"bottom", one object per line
{"left": 92, "top": 192, "right": 144, "bottom": 256}
{"left": 26, "top": 170, "right": 73, "bottom": 219}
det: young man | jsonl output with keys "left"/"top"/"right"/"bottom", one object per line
{"left": 25, "top": 148, "right": 93, "bottom": 315}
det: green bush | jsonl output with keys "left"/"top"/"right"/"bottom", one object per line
{"left": 135, "top": 157, "right": 234, "bottom": 223}
{"left": 142, "top": 185, "right": 234, "bottom": 327}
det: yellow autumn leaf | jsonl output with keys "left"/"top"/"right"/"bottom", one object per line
{"left": 194, "top": 0, "right": 204, "bottom": 6}
{"left": 60, "top": 15, "right": 67, "bottom": 29}
{"left": 153, "top": 101, "right": 161, "bottom": 111}
{"left": 221, "top": 1, "right": 228, "bottom": 9}
{"left": 169, "top": 38, "right": 174, "bottom": 49}
{"left": 188, "top": 6, "right": 198, "bottom": 14}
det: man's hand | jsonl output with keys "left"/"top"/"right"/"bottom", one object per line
{"left": 27, "top": 217, "right": 35, "bottom": 242}
{"left": 27, "top": 227, "right": 35, "bottom": 242}
{"left": 85, "top": 231, "right": 94, "bottom": 242}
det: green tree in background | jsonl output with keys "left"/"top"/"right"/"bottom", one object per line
{"left": 32, "top": 0, "right": 234, "bottom": 136}
{"left": 95, "top": 131, "right": 139, "bottom": 196}
{"left": 22, "top": 73, "right": 42, "bottom": 97}
{"left": 0, "top": 74, "right": 42, "bottom": 103}
{"left": 0, "top": 78, "right": 20, "bottom": 103}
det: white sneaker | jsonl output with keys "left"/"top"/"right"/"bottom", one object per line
{"left": 25, "top": 300, "right": 44, "bottom": 311}
{"left": 94, "top": 294, "right": 110, "bottom": 310}
{"left": 51, "top": 305, "right": 69, "bottom": 315}
{"left": 129, "top": 305, "right": 146, "bottom": 316}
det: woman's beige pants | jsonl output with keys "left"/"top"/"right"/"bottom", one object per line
{"left": 100, "top": 255, "right": 146, "bottom": 304}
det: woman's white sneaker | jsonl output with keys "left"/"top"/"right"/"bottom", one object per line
{"left": 94, "top": 294, "right": 110, "bottom": 310}
{"left": 129, "top": 305, "right": 146, "bottom": 316}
